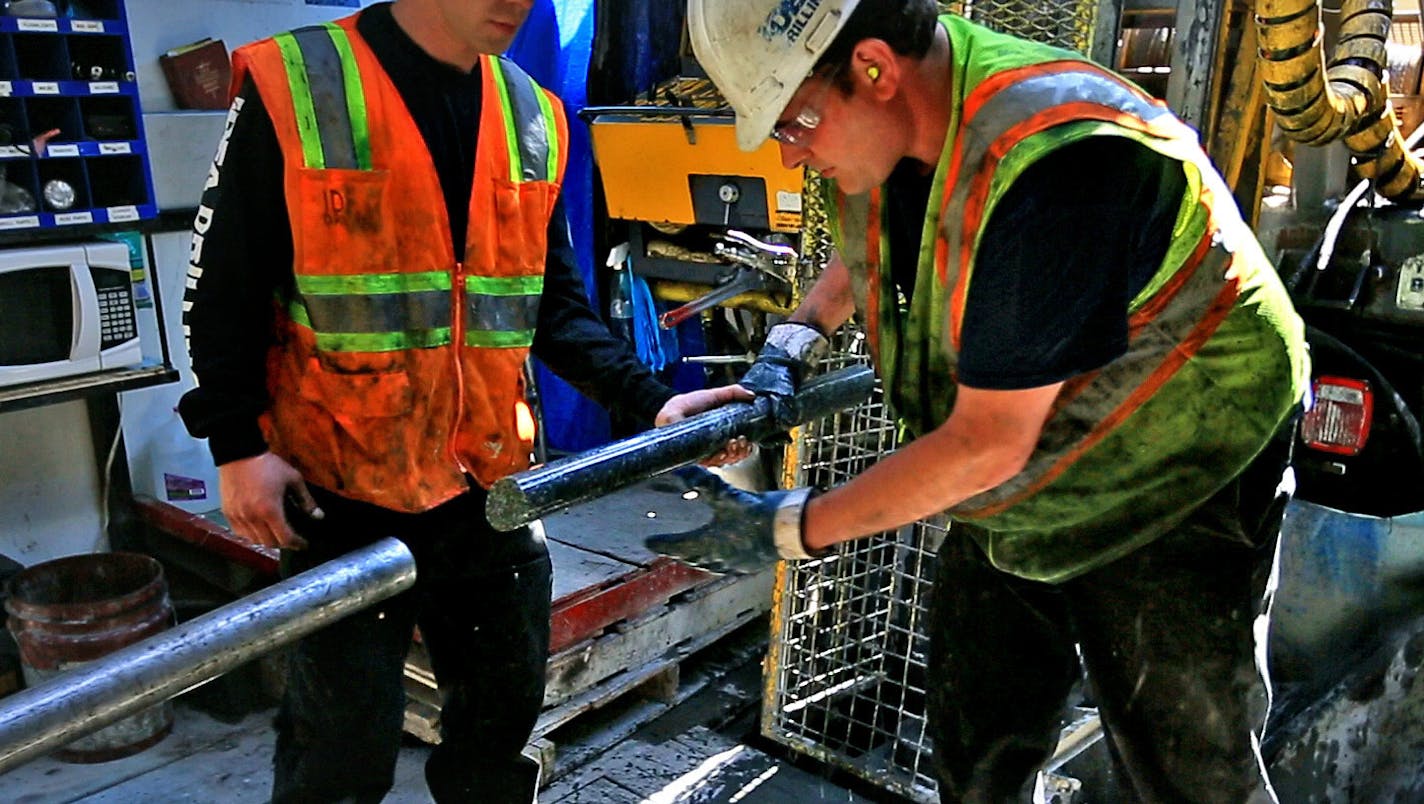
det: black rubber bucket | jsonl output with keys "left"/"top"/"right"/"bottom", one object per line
{"left": 3, "top": 552, "right": 175, "bottom": 762}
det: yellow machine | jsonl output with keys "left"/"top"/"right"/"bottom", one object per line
{"left": 589, "top": 110, "right": 803, "bottom": 234}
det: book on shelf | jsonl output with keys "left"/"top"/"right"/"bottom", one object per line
{"left": 158, "top": 38, "right": 231, "bottom": 111}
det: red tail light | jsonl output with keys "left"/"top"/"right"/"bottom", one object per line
{"left": 1301, "top": 376, "right": 1373, "bottom": 456}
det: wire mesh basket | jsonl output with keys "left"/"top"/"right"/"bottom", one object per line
{"left": 761, "top": 330, "right": 948, "bottom": 803}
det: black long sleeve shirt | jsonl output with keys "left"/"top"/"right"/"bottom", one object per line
{"left": 178, "top": 4, "right": 673, "bottom": 465}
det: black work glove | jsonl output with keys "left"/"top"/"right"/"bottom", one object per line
{"left": 644, "top": 466, "right": 821, "bottom": 574}
{"left": 739, "top": 322, "right": 829, "bottom": 429}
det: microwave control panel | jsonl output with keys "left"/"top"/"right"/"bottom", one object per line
{"left": 93, "top": 267, "right": 136, "bottom": 349}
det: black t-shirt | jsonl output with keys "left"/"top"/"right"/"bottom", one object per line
{"left": 882, "top": 136, "right": 1187, "bottom": 389}
{"left": 178, "top": 3, "right": 673, "bottom": 464}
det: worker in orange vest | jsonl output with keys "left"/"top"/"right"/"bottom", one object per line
{"left": 177, "top": 1, "right": 736, "bottom": 801}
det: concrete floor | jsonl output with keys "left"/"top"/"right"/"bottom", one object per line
{"left": 1, "top": 474, "right": 889, "bottom": 803}
{"left": 3, "top": 618, "right": 879, "bottom": 803}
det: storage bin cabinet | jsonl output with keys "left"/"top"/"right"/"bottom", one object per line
{"left": 0, "top": 0, "right": 155, "bottom": 230}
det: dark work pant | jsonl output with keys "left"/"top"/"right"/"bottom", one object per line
{"left": 926, "top": 434, "right": 1293, "bottom": 803}
{"left": 270, "top": 485, "right": 552, "bottom": 804}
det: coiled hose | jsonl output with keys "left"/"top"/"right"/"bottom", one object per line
{"left": 1257, "top": 0, "right": 1424, "bottom": 201}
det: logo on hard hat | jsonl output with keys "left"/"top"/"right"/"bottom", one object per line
{"left": 759, "top": 0, "right": 822, "bottom": 43}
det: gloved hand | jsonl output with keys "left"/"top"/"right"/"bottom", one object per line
{"left": 645, "top": 466, "right": 821, "bottom": 574}
{"left": 739, "top": 322, "right": 829, "bottom": 429}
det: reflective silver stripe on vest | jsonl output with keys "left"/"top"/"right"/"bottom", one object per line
{"left": 497, "top": 57, "right": 553, "bottom": 182}
{"left": 290, "top": 25, "right": 360, "bottom": 171}
{"left": 466, "top": 292, "right": 541, "bottom": 332}
{"left": 848, "top": 62, "right": 1243, "bottom": 516}
{"left": 301, "top": 290, "right": 453, "bottom": 334}
{"left": 941, "top": 68, "right": 1180, "bottom": 280}
{"left": 955, "top": 239, "right": 1235, "bottom": 515}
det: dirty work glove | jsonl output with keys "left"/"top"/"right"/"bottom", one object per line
{"left": 739, "top": 322, "right": 829, "bottom": 429}
{"left": 645, "top": 466, "right": 822, "bottom": 574}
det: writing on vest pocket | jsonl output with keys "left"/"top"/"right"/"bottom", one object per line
{"left": 294, "top": 168, "right": 413, "bottom": 376}
{"left": 297, "top": 168, "right": 398, "bottom": 275}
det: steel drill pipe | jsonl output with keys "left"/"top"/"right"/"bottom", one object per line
{"left": 0, "top": 538, "right": 416, "bottom": 774}
{"left": 487, "top": 365, "right": 876, "bottom": 531}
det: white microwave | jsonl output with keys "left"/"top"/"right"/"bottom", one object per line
{"left": 0, "top": 241, "right": 143, "bottom": 388}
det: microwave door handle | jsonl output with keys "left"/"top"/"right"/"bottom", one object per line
{"left": 72, "top": 262, "right": 100, "bottom": 357}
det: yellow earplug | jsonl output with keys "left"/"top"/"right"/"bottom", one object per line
{"left": 867, "top": 65, "right": 880, "bottom": 81}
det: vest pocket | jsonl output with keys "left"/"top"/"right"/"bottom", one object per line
{"left": 296, "top": 357, "right": 414, "bottom": 419}
{"left": 493, "top": 179, "right": 553, "bottom": 272}
{"left": 292, "top": 168, "right": 431, "bottom": 375}
{"left": 296, "top": 168, "right": 398, "bottom": 275}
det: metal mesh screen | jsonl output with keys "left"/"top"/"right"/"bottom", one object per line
{"left": 761, "top": 332, "right": 946, "bottom": 803}
{"left": 759, "top": 5, "right": 1105, "bottom": 800}
{"left": 944, "top": 0, "right": 1099, "bottom": 51}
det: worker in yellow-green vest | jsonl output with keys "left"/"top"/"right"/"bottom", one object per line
{"left": 177, "top": 1, "right": 707, "bottom": 801}
{"left": 649, "top": 0, "right": 1308, "bottom": 800}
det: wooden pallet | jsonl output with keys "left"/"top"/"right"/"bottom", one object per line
{"left": 402, "top": 567, "right": 774, "bottom": 750}
{"left": 134, "top": 478, "right": 775, "bottom": 787}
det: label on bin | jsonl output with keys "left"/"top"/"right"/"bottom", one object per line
{"left": 18, "top": 19, "right": 58, "bottom": 31}
{"left": 1399, "top": 255, "right": 1424, "bottom": 312}
{"left": 47, "top": 144, "right": 79, "bottom": 157}
{"left": 107, "top": 206, "right": 139, "bottom": 222}
{"left": 56, "top": 212, "right": 94, "bottom": 225}
{"left": 32, "top": 82, "right": 58, "bottom": 95}
{"left": 89, "top": 81, "right": 119, "bottom": 94}
{"left": 71, "top": 20, "right": 105, "bottom": 33}
{"left": 99, "top": 142, "right": 131, "bottom": 154}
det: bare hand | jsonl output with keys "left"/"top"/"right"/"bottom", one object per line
{"left": 655, "top": 385, "right": 755, "bottom": 425}
{"left": 217, "top": 452, "right": 323, "bottom": 550}
{"left": 656, "top": 385, "right": 757, "bottom": 466}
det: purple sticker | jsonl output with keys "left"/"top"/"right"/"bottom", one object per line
{"left": 164, "top": 473, "right": 209, "bottom": 502}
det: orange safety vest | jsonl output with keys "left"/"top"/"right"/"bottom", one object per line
{"left": 233, "top": 14, "right": 568, "bottom": 512}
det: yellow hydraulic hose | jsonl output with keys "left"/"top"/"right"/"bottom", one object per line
{"left": 1257, "top": 0, "right": 1424, "bottom": 200}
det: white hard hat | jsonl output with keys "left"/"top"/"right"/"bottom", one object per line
{"left": 688, "top": 0, "right": 860, "bottom": 151}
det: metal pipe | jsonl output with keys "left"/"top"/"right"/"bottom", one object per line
{"left": 0, "top": 538, "right": 416, "bottom": 774}
{"left": 487, "top": 365, "right": 876, "bottom": 531}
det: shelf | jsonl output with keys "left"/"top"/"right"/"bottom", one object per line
{"left": 0, "top": 137, "right": 144, "bottom": 158}
{"left": 0, "top": 16, "right": 122, "bottom": 36}
{"left": 0, "top": 207, "right": 189, "bottom": 247}
{"left": 0, "top": 202, "right": 155, "bottom": 229}
{"left": 0, "top": 0, "right": 155, "bottom": 231}
{"left": 0, "top": 79, "right": 136, "bottom": 97}
{"left": 0, "top": 363, "right": 177, "bottom": 414}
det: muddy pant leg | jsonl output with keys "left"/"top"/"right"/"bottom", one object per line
{"left": 1066, "top": 456, "right": 1288, "bottom": 804}
{"left": 418, "top": 521, "right": 552, "bottom": 804}
{"left": 926, "top": 529, "right": 1082, "bottom": 803}
{"left": 271, "top": 500, "right": 420, "bottom": 804}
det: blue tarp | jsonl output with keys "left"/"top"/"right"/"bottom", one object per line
{"left": 507, "top": 0, "right": 705, "bottom": 451}
{"left": 507, "top": 0, "right": 609, "bottom": 452}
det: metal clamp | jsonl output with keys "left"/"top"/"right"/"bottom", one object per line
{"left": 716, "top": 229, "right": 798, "bottom": 284}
